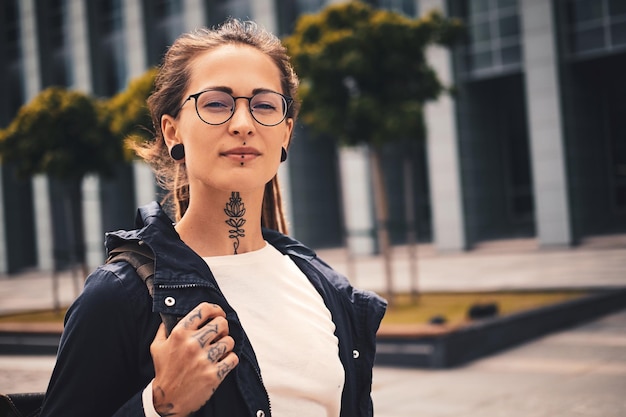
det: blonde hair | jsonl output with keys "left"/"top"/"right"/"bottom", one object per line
{"left": 133, "top": 19, "right": 299, "bottom": 233}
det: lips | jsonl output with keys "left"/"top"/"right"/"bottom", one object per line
{"left": 221, "top": 146, "right": 261, "bottom": 162}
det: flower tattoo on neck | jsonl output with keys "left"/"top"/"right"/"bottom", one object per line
{"left": 224, "top": 192, "right": 246, "bottom": 254}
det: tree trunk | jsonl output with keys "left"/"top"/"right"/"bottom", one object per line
{"left": 63, "top": 178, "right": 86, "bottom": 296}
{"left": 334, "top": 149, "right": 357, "bottom": 284}
{"left": 403, "top": 155, "right": 419, "bottom": 301}
{"left": 369, "top": 147, "right": 394, "bottom": 306}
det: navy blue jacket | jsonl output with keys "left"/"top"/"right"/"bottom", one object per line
{"left": 41, "top": 202, "right": 387, "bottom": 416}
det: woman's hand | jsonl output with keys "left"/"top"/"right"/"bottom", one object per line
{"left": 150, "top": 302, "right": 239, "bottom": 416}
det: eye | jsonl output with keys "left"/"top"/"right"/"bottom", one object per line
{"left": 198, "top": 91, "right": 232, "bottom": 112}
{"left": 251, "top": 93, "right": 282, "bottom": 113}
{"left": 252, "top": 102, "right": 277, "bottom": 111}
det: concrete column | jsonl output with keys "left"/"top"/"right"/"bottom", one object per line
{"left": 420, "top": 0, "right": 466, "bottom": 251}
{"left": 133, "top": 161, "right": 157, "bottom": 208}
{"left": 183, "top": 0, "right": 206, "bottom": 31}
{"left": 278, "top": 161, "right": 294, "bottom": 233}
{"left": 67, "top": 0, "right": 92, "bottom": 91}
{"left": 520, "top": 0, "right": 572, "bottom": 246}
{"left": 66, "top": 0, "right": 106, "bottom": 268}
{"left": 338, "top": 145, "right": 375, "bottom": 255}
{"left": 18, "top": 0, "right": 55, "bottom": 271}
{"left": 82, "top": 175, "right": 104, "bottom": 270}
{"left": 19, "top": 0, "right": 41, "bottom": 99}
{"left": 33, "top": 176, "right": 54, "bottom": 271}
{"left": 123, "top": 0, "right": 147, "bottom": 79}
{"left": 250, "top": 0, "right": 278, "bottom": 32}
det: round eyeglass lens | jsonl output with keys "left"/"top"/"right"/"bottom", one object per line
{"left": 249, "top": 92, "right": 287, "bottom": 126}
{"left": 195, "top": 90, "right": 234, "bottom": 125}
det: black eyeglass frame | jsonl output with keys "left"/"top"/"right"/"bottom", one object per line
{"left": 179, "top": 89, "right": 294, "bottom": 127}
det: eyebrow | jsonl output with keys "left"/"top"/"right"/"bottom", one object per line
{"left": 198, "top": 86, "right": 280, "bottom": 95}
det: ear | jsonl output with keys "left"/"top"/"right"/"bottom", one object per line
{"left": 283, "top": 118, "right": 294, "bottom": 150}
{"left": 162, "top": 114, "right": 181, "bottom": 150}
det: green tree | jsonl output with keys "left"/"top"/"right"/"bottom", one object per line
{"left": 0, "top": 86, "right": 122, "bottom": 299}
{"left": 0, "top": 86, "right": 120, "bottom": 180}
{"left": 105, "top": 68, "right": 157, "bottom": 159}
{"left": 284, "top": 1, "right": 463, "bottom": 303}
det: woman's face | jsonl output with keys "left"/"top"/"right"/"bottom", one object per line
{"left": 162, "top": 44, "right": 293, "bottom": 194}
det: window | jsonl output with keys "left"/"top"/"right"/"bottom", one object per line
{"left": 206, "top": 0, "right": 251, "bottom": 26}
{"left": 38, "top": 0, "right": 73, "bottom": 87}
{"left": 1, "top": 0, "right": 24, "bottom": 125}
{"left": 146, "top": 0, "right": 183, "bottom": 66}
{"left": 92, "top": 0, "right": 127, "bottom": 95}
{"left": 455, "top": 0, "right": 523, "bottom": 78}
{"left": 566, "top": 0, "right": 626, "bottom": 55}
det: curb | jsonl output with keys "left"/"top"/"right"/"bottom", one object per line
{"left": 375, "top": 287, "right": 626, "bottom": 368}
{"left": 0, "top": 323, "right": 63, "bottom": 355}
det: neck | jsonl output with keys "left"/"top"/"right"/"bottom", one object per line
{"left": 175, "top": 188, "right": 266, "bottom": 257}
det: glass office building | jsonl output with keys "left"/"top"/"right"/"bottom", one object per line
{"left": 0, "top": 0, "right": 623, "bottom": 274}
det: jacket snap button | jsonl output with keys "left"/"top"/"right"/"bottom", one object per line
{"left": 164, "top": 296, "right": 176, "bottom": 307}
{"left": 256, "top": 410, "right": 265, "bottom": 417}
{"left": 353, "top": 349, "right": 360, "bottom": 359}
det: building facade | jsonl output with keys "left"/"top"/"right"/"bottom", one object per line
{"left": 0, "top": 0, "right": 623, "bottom": 274}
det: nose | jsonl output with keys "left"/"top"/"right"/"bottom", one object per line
{"left": 228, "top": 99, "right": 255, "bottom": 136}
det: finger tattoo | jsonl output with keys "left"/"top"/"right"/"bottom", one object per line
{"left": 183, "top": 307, "right": 203, "bottom": 329}
{"left": 217, "top": 361, "right": 235, "bottom": 380}
{"left": 193, "top": 323, "right": 219, "bottom": 348}
{"left": 207, "top": 341, "right": 228, "bottom": 362}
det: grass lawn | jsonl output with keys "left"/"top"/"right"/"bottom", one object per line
{"left": 0, "top": 308, "right": 68, "bottom": 324}
{"left": 0, "top": 290, "right": 590, "bottom": 328}
{"left": 381, "top": 290, "right": 589, "bottom": 327}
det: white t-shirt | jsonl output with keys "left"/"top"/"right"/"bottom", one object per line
{"left": 142, "top": 242, "right": 345, "bottom": 417}
{"left": 205, "top": 242, "right": 345, "bottom": 416}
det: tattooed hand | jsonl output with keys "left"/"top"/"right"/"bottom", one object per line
{"left": 150, "top": 302, "right": 239, "bottom": 416}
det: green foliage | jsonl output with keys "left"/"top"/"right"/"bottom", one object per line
{"left": 0, "top": 86, "right": 122, "bottom": 180}
{"left": 283, "top": 1, "right": 464, "bottom": 147}
{"left": 105, "top": 68, "right": 157, "bottom": 160}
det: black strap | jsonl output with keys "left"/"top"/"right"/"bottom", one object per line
{"left": 0, "top": 392, "right": 43, "bottom": 417}
{"left": 107, "top": 243, "right": 156, "bottom": 294}
{"left": 106, "top": 242, "right": 179, "bottom": 335}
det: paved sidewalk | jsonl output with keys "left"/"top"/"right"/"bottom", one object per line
{"left": 372, "top": 309, "right": 626, "bottom": 417}
{"left": 318, "top": 236, "right": 626, "bottom": 294}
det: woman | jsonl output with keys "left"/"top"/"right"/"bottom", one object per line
{"left": 41, "top": 19, "right": 386, "bottom": 417}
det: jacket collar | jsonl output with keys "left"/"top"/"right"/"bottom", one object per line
{"left": 104, "top": 201, "right": 317, "bottom": 287}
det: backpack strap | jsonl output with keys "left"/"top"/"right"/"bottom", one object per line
{"left": 106, "top": 242, "right": 179, "bottom": 335}
{"left": 0, "top": 392, "right": 43, "bottom": 417}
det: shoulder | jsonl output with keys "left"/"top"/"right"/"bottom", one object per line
{"left": 65, "top": 262, "right": 152, "bottom": 330}
{"left": 85, "top": 261, "right": 151, "bottom": 305}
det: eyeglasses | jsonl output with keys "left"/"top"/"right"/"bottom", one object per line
{"left": 179, "top": 89, "right": 293, "bottom": 127}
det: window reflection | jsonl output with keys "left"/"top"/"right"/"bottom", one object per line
{"left": 94, "top": 0, "right": 126, "bottom": 95}
{"left": 206, "top": 0, "right": 251, "bottom": 26}
{"left": 566, "top": 0, "right": 626, "bottom": 55}
{"left": 2, "top": 0, "right": 24, "bottom": 124}
{"left": 456, "top": 0, "right": 522, "bottom": 78}
{"left": 45, "top": 0, "right": 73, "bottom": 87}
{"left": 147, "top": 0, "right": 183, "bottom": 66}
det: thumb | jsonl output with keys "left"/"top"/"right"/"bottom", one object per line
{"left": 153, "top": 323, "right": 167, "bottom": 343}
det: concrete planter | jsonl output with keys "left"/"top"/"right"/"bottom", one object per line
{"left": 375, "top": 288, "right": 626, "bottom": 368}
